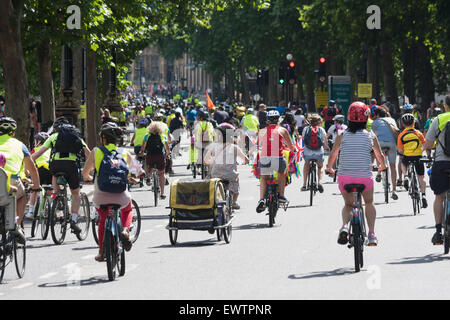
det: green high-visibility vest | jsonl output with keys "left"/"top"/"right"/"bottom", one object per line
{"left": 0, "top": 135, "right": 24, "bottom": 176}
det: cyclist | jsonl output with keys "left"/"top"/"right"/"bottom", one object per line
{"left": 256, "top": 110, "right": 295, "bottom": 213}
{"left": 186, "top": 104, "right": 198, "bottom": 135}
{"left": 32, "top": 117, "right": 91, "bottom": 235}
{"left": 371, "top": 107, "right": 399, "bottom": 200}
{"left": 325, "top": 114, "right": 347, "bottom": 150}
{"left": 82, "top": 122, "right": 134, "bottom": 262}
{"left": 204, "top": 125, "right": 249, "bottom": 210}
{"left": 139, "top": 120, "right": 171, "bottom": 199}
{"left": 326, "top": 101, "right": 386, "bottom": 246}
{"left": 0, "top": 117, "right": 41, "bottom": 243}
{"left": 301, "top": 114, "right": 327, "bottom": 193}
{"left": 194, "top": 111, "right": 215, "bottom": 173}
{"left": 240, "top": 108, "right": 259, "bottom": 156}
{"left": 423, "top": 94, "right": 450, "bottom": 245}
{"left": 131, "top": 118, "right": 150, "bottom": 156}
{"left": 397, "top": 113, "right": 428, "bottom": 208}
{"left": 26, "top": 132, "right": 52, "bottom": 220}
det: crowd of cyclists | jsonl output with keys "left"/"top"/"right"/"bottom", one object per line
{"left": 0, "top": 92, "right": 449, "bottom": 280}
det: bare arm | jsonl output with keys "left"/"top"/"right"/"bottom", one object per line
{"left": 24, "top": 157, "right": 40, "bottom": 188}
{"left": 31, "top": 145, "right": 49, "bottom": 161}
{"left": 326, "top": 134, "right": 342, "bottom": 171}
{"left": 82, "top": 148, "right": 96, "bottom": 182}
{"left": 280, "top": 127, "right": 295, "bottom": 152}
{"left": 373, "top": 136, "right": 386, "bottom": 171}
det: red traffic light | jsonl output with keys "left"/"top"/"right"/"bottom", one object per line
{"left": 319, "top": 57, "right": 326, "bottom": 63}
{"left": 289, "top": 61, "right": 295, "bottom": 68}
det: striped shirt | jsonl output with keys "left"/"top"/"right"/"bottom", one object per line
{"left": 338, "top": 130, "right": 374, "bottom": 178}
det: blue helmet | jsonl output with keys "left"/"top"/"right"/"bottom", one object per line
{"left": 139, "top": 118, "right": 149, "bottom": 126}
{"left": 404, "top": 104, "right": 413, "bottom": 112}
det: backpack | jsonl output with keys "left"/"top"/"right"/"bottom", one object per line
{"left": 327, "top": 106, "right": 337, "bottom": 117}
{"left": 145, "top": 134, "right": 164, "bottom": 155}
{"left": 52, "top": 124, "right": 83, "bottom": 157}
{"left": 304, "top": 126, "right": 324, "bottom": 150}
{"left": 96, "top": 146, "right": 129, "bottom": 193}
{"left": 438, "top": 120, "right": 450, "bottom": 157}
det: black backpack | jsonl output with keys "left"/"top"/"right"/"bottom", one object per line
{"left": 145, "top": 134, "right": 164, "bottom": 155}
{"left": 439, "top": 120, "right": 450, "bottom": 157}
{"left": 327, "top": 106, "right": 337, "bottom": 117}
{"left": 52, "top": 124, "right": 83, "bottom": 158}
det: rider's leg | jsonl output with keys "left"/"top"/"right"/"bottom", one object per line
{"left": 70, "top": 187, "right": 81, "bottom": 220}
{"left": 362, "top": 187, "right": 376, "bottom": 234}
{"left": 390, "top": 162, "right": 397, "bottom": 191}
{"left": 302, "top": 162, "right": 310, "bottom": 187}
{"left": 434, "top": 193, "right": 445, "bottom": 227}
{"left": 259, "top": 175, "right": 268, "bottom": 200}
{"left": 340, "top": 191, "right": 354, "bottom": 227}
{"left": 278, "top": 173, "right": 286, "bottom": 198}
{"left": 159, "top": 169, "right": 166, "bottom": 196}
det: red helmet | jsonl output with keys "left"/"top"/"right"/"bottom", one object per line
{"left": 347, "top": 101, "right": 369, "bottom": 123}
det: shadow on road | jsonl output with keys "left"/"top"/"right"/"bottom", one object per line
{"left": 38, "top": 277, "right": 110, "bottom": 288}
{"left": 376, "top": 213, "right": 413, "bottom": 219}
{"left": 233, "top": 223, "right": 279, "bottom": 230}
{"left": 387, "top": 253, "right": 450, "bottom": 265}
{"left": 151, "top": 238, "right": 221, "bottom": 248}
{"left": 26, "top": 241, "right": 78, "bottom": 249}
{"left": 139, "top": 215, "right": 169, "bottom": 220}
{"left": 288, "top": 268, "right": 355, "bottom": 280}
{"left": 417, "top": 225, "right": 434, "bottom": 230}
{"left": 72, "top": 246, "right": 98, "bottom": 251}
{"left": 287, "top": 205, "right": 312, "bottom": 209}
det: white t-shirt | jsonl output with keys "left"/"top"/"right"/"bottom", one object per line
{"left": 327, "top": 124, "right": 348, "bottom": 143}
{"left": 295, "top": 115, "right": 305, "bottom": 128}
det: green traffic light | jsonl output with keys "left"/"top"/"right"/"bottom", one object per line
{"left": 279, "top": 79, "right": 285, "bottom": 84}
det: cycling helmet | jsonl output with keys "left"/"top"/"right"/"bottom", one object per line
{"left": 34, "top": 132, "right": 50, "bottom": 142}
{"left": 246, "top": 108, "right": 254, "bottom": 114}
{"left": 100, "top": 122, "right": 123, "bottom": 140}
{"left": 347, "top": 102, "right": 369, "bottom": 123}
{"left": 0, "top": 153, "right": 5, "bottom": 168}
{"left": 333, "top": 114, "right": 345, "bottom": 122}
{"left": 218, "top": 122, "right": 236, "bottom": 130}
{"left": 198, "top": 111, "right": 208, "bottom": 121}
{"left": 329, "top": 100, "right": 336, "bottom": 106}
{"left": 139, "top": 118, "right": 149, "bottom": 126}
{"left": 404, "top": 104, "right": 413, "bottom": 112}
{"left": 0, "top": 117, "right": 17, "bottom": 135}
{"left": 401, "top": 113, "right": 415, "bottom": 126}
{"left": 267, "top": 110, "right": 280, "bottom": 120}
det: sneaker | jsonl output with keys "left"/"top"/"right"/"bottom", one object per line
{"left": 403, "top": 178, "right": 409, "bottom": 191}
{"left": 70, "top": 220, "right": 82, "bottom": 235}
{"left": 187, "top": 164, "right": 191, "bottom": 170}
{"left": 256, "top": 199, "right": 266, "bottom": 213}
{"left": 160, "top": 195, "right": 166, "bottom": 200}
{"left": 396, "top": 179, "right": 403, "bottom": 187}
{"left": 375, "top": 173, "right": 382, "bottom": 183}
{"left": 278, "top": 196, "right": 288, "bottom": 203}
{"left": 146, "top": 178, "right": 151, "bottom": 186}
{"left": 432, "top": 231, "right": 443, "bottom": 245}
{"left": 301, "top": 186, "right": 308, "bottom": 192}
{"left": 232, "top": 203, "right": 240, "bottom": 210}
{"left": 12, "top": 226, "right": 26, "bottom": 245}
{"left": 337, "top": 226, "right": 349, "bottom": 245}
{"left": 368, "top": 232, "right": 378, "bottom": 246}
{"left": 24, "top": 212, "right": 34, "bottom": 220}
{"left": 391, "top": 192, "right": 398, "bottom": 200}
{"left": 422, "top": 197, "right": 428, "bottom": 209}
{"left": 317, "top": 184, "right": 324, "bottom": 193}
{"left": 165, "top": 178, "right": 169, "bottom": 186}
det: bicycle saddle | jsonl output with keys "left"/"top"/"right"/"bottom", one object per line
{"left": 99, "top": 204, "right": 122, "bottom": 210}
{"left": 344, "top": 184, "right": 365, "bottom": 193}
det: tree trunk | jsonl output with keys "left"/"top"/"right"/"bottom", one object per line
{"left": 0, "top": 0, "right": 29, "bottom": 142}
{"left": 305, "top": 72, "right": 315, "bottom": 112}
{"left": 416, "top": 40, "right": 435, "bottom": 113}
{"left": 267, "top": 67, "right": 277, "bottom": 106}
{"left": 367, "top": 47, "right": 380, "bottom": 103}
{"left": 238, "top": 60, "right": 250, "bottom": 104}
{"left": 402, "top": 43, "right": 416, "bottom": 104}
{"left": 37, "top": 38, "right": 55, "bottom": 125}
{"left": 86, "top": 50, "right": 98, "bottom": 149}
{"left": 101, "top": 68, "right": 109, "bottom": 108}
{"left": 72, "top": 45, "right": 82, "bottom": 106}
{"left": 380, "top": 42, "right": 399, "bottom": 113}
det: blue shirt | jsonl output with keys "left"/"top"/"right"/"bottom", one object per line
{"left": 186, "top": 109, "right": 198, "bottom": 122}
{"left": 372, "top": 118, "right": 396, "bottom": 143}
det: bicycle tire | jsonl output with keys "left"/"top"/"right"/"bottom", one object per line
{"left": 268, "top": 196, "right": 276, "bottom": 228}
{"left": 31, "top": 196, "right": 41, "bottom": 238}
{"left": 118, "top": 247, "right": 126, "bottom": 277}
{"left": 130, "top": 199, "right": 141, "bottom": 243}
{"left": 309, "top": 165, "right": 315, "bottom": 206}
{"left": 352, "top": 223, "right": 362, "bottom": 273}
{"left": 92, "top": 211, "right": 99, "bottom": 245}
{"left": 75, "top": 193, "right": 90, "bottom": 241}
{"left": 0, "top": 213, "right": 7, "bottom": 283}
{"left": 104, "top": 228, "right": 117, "bottom": 281}
{"left": 40, "top": 197, "right": 51, "bottom": 240}
{"left": 153, "top": 172, "right": 159, "bottom": 207}
{"left": 384, "top": 166, "right": 389, "bottom": 204}
{"left": 169, "top": 216, "right": 178, "bottom": 245}
{"left": 13, "top": 237, "right": 26, "bottom": 278}
{"left": 445, "top": 196, "right": 450, "bottom": 254}
{"left": 50, "top": 197, "right": 67, "bottom": 245}
{"left": 192, "top": 164, "right": 196, "bottom": 179}
{"left": 223, "top": 206, "right": 232, "bottom": 244}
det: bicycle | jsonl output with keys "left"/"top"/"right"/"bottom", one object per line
{"left": 406, "top": 160, "right": 422, "bottom": 215}
{"left": 380, "top": 147, "right": 391, "bottom": 204}
{"left": 217, "top": 179, "right": 233, "bottom": 243}
{"left": 150, "top": 165, "right": 160, "bottom": 207}
{"left": 30, "top": 184, "right": 53, "bottom": 239}
{"left": 264, "top": 175, "right": 289, "bottom": 228}
{"left": 0, "top": 169, "right": 25, "bottom": 283}
{"left": 92, "top": 199, "right": 141, "bottom": 245}
{"left": 101, "top": 204, "right": 126, "bottom": 281}
{"left": 49, "top": 173, "right": 90, "bottom": 245}
{"left": 306, "top": 160, "right": 318, "bottom": 206}
{"left": 343, "top": 184, "right": 368, "bottom": 273}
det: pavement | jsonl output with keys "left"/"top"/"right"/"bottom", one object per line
{"left": 1, "top": 131, "right": 450, "bottom": 300}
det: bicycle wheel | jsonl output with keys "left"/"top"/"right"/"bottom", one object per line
{"left": 75, "top": 193, "right": 90, "bottom": 241}
{"left": 384, "top": 166, "right": 389, "bottom": 204}
{"left": 118, "top": 246, "right": 126, "bottom": 277}
{"left": 50, "top": 197, "right": 67, "bottom": 245}
{"left": 153, "top": 172, "right": 159, "bottom": 207}
{"left": 30, "top": 196, "right": 41, "bottom": 238}
{"left": 13, "top": 237, "right": 26, "bottom": 278}
{"left": 268, "top": 196, "right": 276, "bottom": 228}
{"left": 192, "top": 164, "right": 196, "bottom": 179}
{"left": 309, "top": 166, "right": 315, "bottom": 206}
{"left": 169, "top": 215, "right": 178, "bottom": 245}
{"left": 0, "top": 214, "right": 7, "bottom": 283}
{"left": 223, "top": 205, "right": 232, "bottom": 244}
{"left": 40, "top": 197, "right": 51, "bottom": 240}
{"left": 92, "top": 211, "right": 99, "bottom": 245}
{"left": 130, "top": 199, "right": 141, "bottom": 243}
{"left": 104, "top": 228, "right": 117, "bottom": 281}
{"left": 352, "top": 223, "right": 362, "bottom": 273}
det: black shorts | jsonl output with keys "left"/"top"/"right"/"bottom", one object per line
{"left": 49, "top": 160, "right": 81, "bottom": 190}
{"left": 402, "top": 156, "right": 425, "bottom": 176}
{"left": 430, "top": 161, "right": 450, "bottom": 195}
{"left": 38, "top": 167, "right": 52, "bottom": 185}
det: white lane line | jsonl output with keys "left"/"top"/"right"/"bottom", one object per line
{"left": 12, "top": 282, "right": 33, "bottom": 290}
{"left": 81, "top": 254, "right": 96, "bottom": 260}
{"left": 154, "top": 224, "right": 164, "bottom": 228}
{"left": 144, "top": 229, "right": 153, "bottom": 233}
{"left": 39, "top": 271, "right": 59, "bottom": 279}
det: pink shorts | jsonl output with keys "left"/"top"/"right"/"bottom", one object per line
{"left": 337, "top": 175, "right": 374, "bottom": 194}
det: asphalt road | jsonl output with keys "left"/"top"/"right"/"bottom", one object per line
{"left": 1, "top": 132, "right": 449, "bottom": 300}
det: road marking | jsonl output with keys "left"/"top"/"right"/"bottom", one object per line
{"left": 13, "top": 282, "right": 33, "bottom": 290}
{"left": 144, "top": 229, "right": 153, "bottom": 233}
{"left": 155, "top": 224, "right": 164, "bottom": 228}
{"left": 81, "top": 254, "right": 96, "bottom": 260}
{"left": 39, "top": 271, "right": 59, "bottom": 279}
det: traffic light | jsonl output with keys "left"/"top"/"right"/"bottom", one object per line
{"left": 319, "top": 57, "right": 327, "bottom": 82}
{"left": 287, "top": 61, "right": 296, "bottom": 83}
{"left": 279, "top": 63, "right": 286, "bottom": 85}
